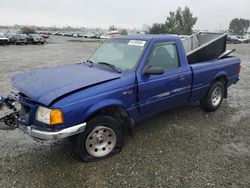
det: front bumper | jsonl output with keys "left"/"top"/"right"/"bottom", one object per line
{"left": 18, "top": 122, "right": 86, "bottom": 141}
{"left": 0, "top": 40, "right": 9, "bottom": 44}
{"left": 234, "top": 78, "right": 239, "bottom": 84}
{"left": 34, "top": 39, "right": 44, "bottom": 43}
{"left": 1, "top": 93, "right": 87, "bottom": 141}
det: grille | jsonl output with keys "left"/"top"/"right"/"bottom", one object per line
{"left": 18, "top": 105, "right": 30, "bottom": 123}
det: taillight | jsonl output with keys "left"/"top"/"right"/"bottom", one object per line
{"left": 237, "top": 64, "right": 241, "bottom": 74}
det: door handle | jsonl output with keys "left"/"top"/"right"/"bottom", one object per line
{"left": 178, "top": 74, "right": 185, "bottom": 80}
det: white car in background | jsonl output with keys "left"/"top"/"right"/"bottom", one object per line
{"left": 237, "top": 36, "right": 249, "bottom": 43}
{"left": 100, "top": 34, "right": 111, "bottom": 39}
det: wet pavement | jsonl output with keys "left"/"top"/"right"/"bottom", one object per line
{"left": 0, "top": 37, "right": 249, "bottom": 187}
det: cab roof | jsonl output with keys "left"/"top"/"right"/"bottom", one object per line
{"left": 114, "top": 34, "right": 180, "bottom": 42}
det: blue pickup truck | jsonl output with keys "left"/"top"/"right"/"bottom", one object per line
{"left": 0, "top": 34, "right": 240, "bottom": 161}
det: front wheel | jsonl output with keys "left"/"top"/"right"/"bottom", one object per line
{"left": 72, "top": 115, "right": 124, "bottom": 161}
{"left": 200, "top": 81, "right": 224, "bottom": 112}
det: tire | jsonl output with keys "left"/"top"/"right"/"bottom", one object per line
{"left": 200, "top": 81, "right": 224, "bottom": 112}
{"left": 72, "top": 115, "right": 124, "bottom": 162}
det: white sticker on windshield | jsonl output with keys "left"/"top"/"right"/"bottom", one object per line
{"left": 128, "top": 40, "right": 146, "bottom": 46}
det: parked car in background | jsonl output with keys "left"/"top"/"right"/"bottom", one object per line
{"left": 94, "top": 32, "right": 102, "bottom": 39}
{"left": 9, "top": 34, "right": 28, "bottom": 45}
{"left": 78, "top": 33, "right": 84, "bottom": 38}
{"left": 247, "top": 37, "right": 250, "bottom": 43}
{"left": 100, "top": 33, "right": 111, "bottom": 39}
{"left": 64, "top": 32, "right": 73, "bottom": 37}
{"left": 237, "top": 36, "right": 249, "bottom": 43}
{"left": 179, "top": 35, "right": 189, "bottom": 40}
{"left": 227, "top": 35, "right": 249, "bottom": 44}
{"left": 227, "top": 35, "right": 239, "bottom": 43}
{"left": 84, "top": 32, "right": 101, "bottom": 39}
{"left": 28, "top": 34, "right": 45, "bottom": 44}
{"left": 40, "top": 34, "right": 49, "bottom": 39}
{"left": 83, "top": 32, "right": 94, "bottom": 38}
{"left": 0, "top": 33, "right": 9, "bottom": 45}
{"left": 24, "top": 34, "right": 33, "bottom": 44}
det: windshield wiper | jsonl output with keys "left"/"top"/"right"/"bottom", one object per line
{"left": 97, "top": 62, "right": 121, "bottom": 73}
{"left": 79, "top": 60, "right": 94, "bottom": 67}
{"left": 86, "top": 60, "right": 94, "bottom": 67}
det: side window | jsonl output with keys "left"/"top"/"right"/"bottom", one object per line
{"left": 148, "top": 43, "right": 179, "bottom": 71}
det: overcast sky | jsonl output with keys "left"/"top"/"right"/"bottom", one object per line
{"left": 0, "top": 0, "right": 249, "bottom": 31}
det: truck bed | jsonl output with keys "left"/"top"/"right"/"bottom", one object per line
{"left": 182, "top": 32, "right": 228, "bottom": 64}
{"left": 189, "top": 56, "right": 240, "bottom": 102}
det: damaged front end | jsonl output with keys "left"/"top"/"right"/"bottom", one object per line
{"left": 0, "top": 93, "right": 86, "bottom": 141}
{"left": 0, "top": 93, "right": 20, "bottom": 130}
{"left": 0, "top": 92, "right": 37, "bottom": 133}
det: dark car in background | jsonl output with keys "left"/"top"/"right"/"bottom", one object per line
{"left": 0, "top": 33, "right": 9, "bottom": 45}
{"left": 28, "top": 34, "right": 45, "bottom": 44}
{"left": 227, "top": 35, "right": 239, "bottom": 43}
{"left": 9, "top": 34, "right": 28, "bottom": 45}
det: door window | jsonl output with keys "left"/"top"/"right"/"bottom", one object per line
{"left": 148, "top": 43, "right": 179, "bottom": 71}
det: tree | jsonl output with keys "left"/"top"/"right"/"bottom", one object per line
{"left": 21, "top": 26, "right": 36, "bottom": 34}
{"left": 142, "top": 24, "right": 151, "bottom": 34}
{"left": 181, "top": 7, "right": 197, "bottom": 35}
{"left": 229, "top": 18, "right": 250, "bottom": 35}
{"left": 149, "top": 23, "right": 167, "bottom": 34}
{"left": 119, "top": 28, "right": 128, "bottom": 35}
{"left": 149, "top": 7, "right": 197, "bottom": 35}
{"left": 109, "top": 25, "right": 117, "bottom": 31}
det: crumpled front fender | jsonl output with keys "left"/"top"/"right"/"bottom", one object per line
{"left": 83, "top": 99, "right": 126, "bottom": 121}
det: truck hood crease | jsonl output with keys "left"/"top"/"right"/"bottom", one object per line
{"left": 11, "top": 64, "right": 121, "bottom": 106}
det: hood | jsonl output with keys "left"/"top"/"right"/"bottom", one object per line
{"left": 11, "top": 64, "right": 121, "bottom": 106}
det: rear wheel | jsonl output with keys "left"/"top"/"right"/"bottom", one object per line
{"left": 72, "top": 115, "right": 124, "bottom": 161}
{"left": 200, "top": 81, "right": 224, "bottom": 112}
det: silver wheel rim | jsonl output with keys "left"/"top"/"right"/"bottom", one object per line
{"left": 211, "top": 87, "right": 222, "bottom": 107}
{"left": 85, "top": 126, "right": 117, "bottom": 157}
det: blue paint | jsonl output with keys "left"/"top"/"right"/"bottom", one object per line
{"left": 11, "top": 63, "right": 121, "bottom": 106}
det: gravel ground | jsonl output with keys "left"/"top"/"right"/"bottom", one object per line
{"left": 0, "top": 36, "right": 249, "bottom": 188}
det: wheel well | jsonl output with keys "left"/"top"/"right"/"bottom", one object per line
{"left": 215, "top": 75, "right": 228, "bottom": 98}
{"left": 87, "top": 106, "right": 134, "bottom": 136}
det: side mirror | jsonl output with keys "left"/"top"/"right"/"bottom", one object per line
{"left": 142, "top": 65, "right": 164, "bottom": 75}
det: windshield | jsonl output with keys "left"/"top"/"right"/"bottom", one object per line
{"left": 89, "top": 38, "right": 147, "bottom": 71}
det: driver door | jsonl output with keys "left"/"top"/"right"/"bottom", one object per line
{"left": 137, "top": 42, "right": 192, "bottom": 116}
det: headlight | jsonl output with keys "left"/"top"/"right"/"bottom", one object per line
{"left": 35, "top": 106, "right": 64, "bottom": 125}
{"left": 12, "top": 101, "right": 22, "bottom": 111}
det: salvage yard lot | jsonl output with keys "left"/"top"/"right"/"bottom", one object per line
{"left": 0, "top": 36, "right": 250, "bottom": 187}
